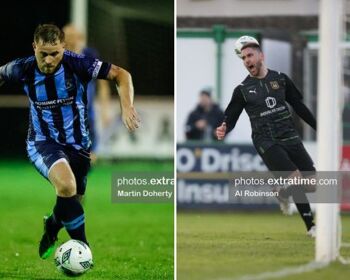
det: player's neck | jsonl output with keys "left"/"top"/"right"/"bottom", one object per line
{"left": 254, "top": 66, "right": 268, "bottom": 79}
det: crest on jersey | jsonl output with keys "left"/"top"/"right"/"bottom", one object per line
{"left": 65, "top": 79, "right": 74, "bottom": 91}
{"left": 270, "top": 81, "right": 279, "bottom": 90}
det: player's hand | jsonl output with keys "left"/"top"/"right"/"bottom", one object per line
{"left": 216, "top": 122, "right": 227, "bottom": 140}
{"left": 121, "top": 106, "right": 140, "bottom": 132}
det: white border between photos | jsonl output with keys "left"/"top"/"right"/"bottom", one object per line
{"left": 174, "top": 0, "right": 177, "bottom": 279}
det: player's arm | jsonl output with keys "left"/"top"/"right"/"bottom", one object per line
{"left": 96, "top": 79, "right": 112, "bottom": 127}
{"left": 64, "top": 52, "right": 139, "bottom": 131}
{"left": 216, "top": 87, "right": 246, "bottom": 140}
{"left": 106, "top": 64, "right": 140, "bottom": 132}
{"left": 0, "top": 58, "right": 26, "bottom": 87}
{"left": 284, "top": 74, "right": 316, "bottom": 130}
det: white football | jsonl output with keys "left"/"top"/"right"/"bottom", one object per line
{"left": 54, "top": 239, "right": 93, "bottom": 276}
{"left": 234, "top": 35, "right": 260, "bottom": 58}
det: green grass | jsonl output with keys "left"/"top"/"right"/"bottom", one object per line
{"left": 177, "top": 212, "right": 350, "bottom": 280}
{"left": 0, "top": 160, "right": 174, "bottom": 280}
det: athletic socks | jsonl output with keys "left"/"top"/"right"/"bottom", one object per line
{"left": 46, "top": 213, "right": 63, "bottom": 237}
{"left": 53, "top": 196, "right": 88, "bottom": 245}
{"left": 279, "top": 186, "right": 315, "bottom": 231}
{"left": 294, "top": 202, "right": 315, "bottom": 231}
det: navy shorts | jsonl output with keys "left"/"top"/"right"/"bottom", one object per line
{"left": 27, "top": 141, "right": 91, "bottom": 195}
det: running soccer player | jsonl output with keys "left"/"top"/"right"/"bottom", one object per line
{"left": 0, "top": 24, "right": 140, "bottom": 258}
{"left": 216, "top": 36, "right": 316, "bottom": 237}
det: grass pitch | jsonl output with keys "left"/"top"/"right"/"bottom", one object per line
{"left": 177, "top": 211, "right": 350, "bottom": 280}
{"left": 0, "top": 160, "right": 173, "bottom": 280}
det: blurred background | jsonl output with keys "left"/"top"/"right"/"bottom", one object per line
{"left": 0, "top": 1, "right": 174, "bottom": 279}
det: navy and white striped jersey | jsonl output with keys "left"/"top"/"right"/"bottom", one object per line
{"left": 0, "top": 50, "right": 111, "bottom": 151}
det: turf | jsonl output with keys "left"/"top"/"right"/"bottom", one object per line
{"left": 0, "top": 160, "right": 174, "bottom": 280}
{"left": 177, "top": 211, "right": 350, "bottom": 280}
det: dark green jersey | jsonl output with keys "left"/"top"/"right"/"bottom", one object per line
{"left": 224, "top": 70, "right": 316, "bottom": 154}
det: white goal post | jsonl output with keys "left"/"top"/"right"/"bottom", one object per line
{"left": 316, "top": 0, "right": 344, "bottom": 263}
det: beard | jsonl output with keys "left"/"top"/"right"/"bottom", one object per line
{"left": 247, "top": 61, "right": 263, "bottom": 77}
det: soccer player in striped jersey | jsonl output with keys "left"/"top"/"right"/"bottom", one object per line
{"left": 0, "top": 24, "right": 140, "bottom": 259}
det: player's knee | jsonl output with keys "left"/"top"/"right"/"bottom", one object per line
{"left": 56, "top": 178, "right": 77, "bottom": 197}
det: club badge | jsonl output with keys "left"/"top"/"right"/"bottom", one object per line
{"left": 270, "top": 81, "right": 279, "bottom": 90}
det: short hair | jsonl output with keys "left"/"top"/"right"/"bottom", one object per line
{"left": 200, "top": 90, "right": 212, "bottom": 98}
{"left": 33, "top": 24, "right": 64, "bottom": 44}
{"left": 241, "top": 43, "right": 262, "bottom": 53}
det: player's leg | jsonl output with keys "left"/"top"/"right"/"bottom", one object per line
{"left": 260, "top": 145, "right": 297, "bottom": 215}
{"left": 67, "top": 148, "right": 91, "bottom": 203}
{"left": 286, "top": 142, "right": 316, "bottom": 189}
{"left": 28, "top": 142, "right": 89, "bottom": 258}
{"left": 285, "top": 142, "right": 317, "bottom": 236}
{"left": 27, "top": 143, "right": 63, "bottom": 258}
{"left": 48, "top": 160, "right": 89, "bottom": 245}
{"left": 43, "top": 159, "right": 66, "bottom": 241}
{"left": 260, "top": 145, "right": 315, "bottom": 232}
{"left": 285, "top": 188, "right": 315, "bottom": 234}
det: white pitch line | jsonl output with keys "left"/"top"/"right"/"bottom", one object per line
{"left": 339, "top": 256, "right": 350, "bottom": 265}
{"left": 216, "top": 262, "right": 328, "bottom": 280}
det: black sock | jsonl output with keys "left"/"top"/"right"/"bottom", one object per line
{"left": 295, "top": 203, "right": 314, "bottom": 231}
{"left": 279, "top": 185, "right": 315, "bottom": 231}
{"left": 48, "top": 196, "right": 83, "bottom": 237}
{"left": 291, "top": 190, "right": 315, "bottom": 231}
{"left": 54, "top": 196, "right": 88, "bottom": 245}
{"left": 47, "top": 213, "right": 63, "bottom": 237}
